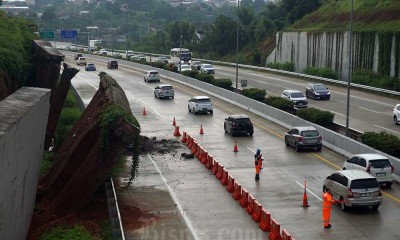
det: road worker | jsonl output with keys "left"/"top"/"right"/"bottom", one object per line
{"left": 254, "top": 148, "right": 262, "bottom": 180}
{"left": 322, "top": 188, "right": 339, "bottom": 228}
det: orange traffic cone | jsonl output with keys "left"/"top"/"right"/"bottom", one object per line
{"left": 302, "top": 180, "right": 310, "bottom": 207}
{"left": 143, "top": 107, "right": 147, "bottom": 116}
{"left": 233, "top": 141, "right": 239, "bottom": 152}
{"left": 181, "top": 131, "right": 187, "bottom": 143}
{"left": 200, "top": 124, "right": 204, "bottom": 134}
{"left": 172, "top": 117, "right": 176, "bottom": 126}
{"left": 173, "top": 126, "right": 181, "bottom": 137}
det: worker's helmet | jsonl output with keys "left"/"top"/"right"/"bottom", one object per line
{"left": 256, "top": 148, "right": 261, "bottom": 153}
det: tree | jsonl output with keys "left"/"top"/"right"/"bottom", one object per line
{"left": 254, "top": 0, "right": 267, "bottom": 12}
{"left": 167, "top": 21, "right": 194, "bottom": 47}
{"left": 41, "top": 7, "right": 57, "bottom": 21}
{"left": 239, "top": 6, "right": 255, "bottom": 26}
{"left": 203, "top": 15, "right": 237, "bottom": 56}
{"left": 241, "top": 0, "right": 253, "bottom": 7}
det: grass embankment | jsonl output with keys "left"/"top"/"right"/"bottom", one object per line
{"left": 287, "top": 0, "right": 400, "bottom": 32}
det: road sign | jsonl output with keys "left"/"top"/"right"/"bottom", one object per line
{"left": 60, "top": 30, "right": 78, "bottom": 39}
{"left": 39, "top": 31, "right": 54, "bottom": 39}
{"left": 241, "top": 80, "right": 248, "bottom": 87}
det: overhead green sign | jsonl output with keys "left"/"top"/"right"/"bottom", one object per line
{"left": 39, "top": 31, "right": 55, "bottom": 39}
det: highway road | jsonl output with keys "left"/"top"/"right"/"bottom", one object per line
{"left": 214, "top": 65, "right": 400, "bottom": 138}
{"left": 64, "top": 52, "right": 400, "bottom": 239}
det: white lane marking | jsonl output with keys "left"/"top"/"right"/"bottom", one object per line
{"left": 374, "top": 125, "right": 400, "bottom": 134}
{"left": 76, "top": 75, "right": 98, "bottom": 90}
{"left": 358, "top": 107, "right": 381, "bottom": 114}
{"left": 247, "top": 147, "right": 256, "bottom": 154}
{"left": 329, "top": 110, "right": 344, "bottom": 116}
{"left": 295, "top": 181, "right": 322, "bottom": 202}
{"left": 147, "top": 154, "right": 200, "bottom": 240}
{"left": 153, "top": 110, "right": 162, "bottom": 118}
{"left": 211, "top": 123, "right": 224, "bottom": 131}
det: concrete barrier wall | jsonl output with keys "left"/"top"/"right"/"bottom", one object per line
{"left": 122, "top": 60, "right": 400, "bottom": 176}
{"left": 0, "top": 87, "right": 51, "bottom": 240}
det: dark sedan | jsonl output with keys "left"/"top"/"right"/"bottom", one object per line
{"left": 305, "top": 83, "right": 330, "bottom": 100}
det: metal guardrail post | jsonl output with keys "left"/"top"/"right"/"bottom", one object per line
{"left": 105, "top": 178, "right": 126, "bottom": 240}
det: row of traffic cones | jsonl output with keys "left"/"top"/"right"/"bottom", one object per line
{"left": 173, "top": 114, "right": 310, "bottom": 208}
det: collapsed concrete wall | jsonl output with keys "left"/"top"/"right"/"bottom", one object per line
{"left": 0, "top": 87, "right": 51, "bottom": 240}
{"left": 266, "top": 31, "right": 400, "bottom": 81}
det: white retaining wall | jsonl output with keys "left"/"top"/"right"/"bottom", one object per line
{"left": 0, "top": 87, "right": 51, "bottom": 240}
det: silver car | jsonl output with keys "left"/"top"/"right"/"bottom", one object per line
{"left": 144, "top": 70, "right": 160, "bottom": 83}
{"left": 323, "top": 170, "right": 382, "bottom": 211}
{"left": 393, "top": 104, "right": 400, "bottom": 125}
{"left": 281, "top": 89, "right": 308, "bottom": 108}
{"left": 343, "top": 153, "right": 394, "bottom": 188}
{"left": 284, "top": 126, "right": 322, "bottom": 151}
{"left": 154, "top": 84, "right": 174, "bottom": 99}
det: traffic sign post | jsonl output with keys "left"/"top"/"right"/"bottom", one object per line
{"left": 39, "top": 31, "right": 55, "bottom": 39}
{"left": 60, "top": 30, "right": 78, "bottom": 39}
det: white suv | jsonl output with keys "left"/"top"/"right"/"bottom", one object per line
{"left": 188, "top": 96, "right": 213, "bottom": 115}
{"left": 393, "top": 104, "right": 400, "bottom": 125}
{"left": 76, "top": 57, "right": 87, "bottom": 66}
{"left": 343, "top": 153, "right": 394, "bottom": 188}
{"left": 281, "top": 89, "right": 308, "bottom": 108}
{"left": 144, "top": 70, "right": 160, "bottom": 83}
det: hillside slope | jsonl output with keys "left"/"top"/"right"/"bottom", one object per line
{"left": 287, "top": 0, "right": 400, "bottom": 32}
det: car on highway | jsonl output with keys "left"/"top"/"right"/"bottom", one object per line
{"left": 155, "top": 56, "right": 169, "bottom": 64}
{"left": 144, "top": 70, "right": 160, "bottom": 83}
{"left": 107, "top": 60, "right": 118, "bottom": 69}
{"left": 125, "top": 50, "right": 135, "bottom": 60}
{"left": 305, "top": 83, "right": 331, "bottom": 100}
{"left": 76, "top": 57, "right": 87, "bottom": 66}
{"left": 343, "top": 153, "right": 394, "bottom": 188}
{"left": 188, "top": 96, "right": 213, "bottom": 115}
{"left": 393, "top": 104, "right": 400, "bottom": 125}
{"left": 85, "top": 63, "right": 96, "bottom": 71}
{"left": 99, "top": 49, "right": 108, "bottom": 55}
{"left": 284, "top": 126, "right": 322, "bottom": 151}
{"left": 154, "top": 84, "right": 174, "bottom": 99}
{"left": 190, "top": 60, "right": 202, "bottom": 70}
{"left": 130, "top": 54, "right": 146, "bottom": 61}
{"left": 74, "top": 53, "right": 83, "bottom": 60}
{"left": 224, "top": 115, "right": 254, "bottom": 136}
{"left": 323, "top": 170, "right": 382, "bottom": 211}
{"left": 281, "top": 89, "right": 308, "bottom": 108}
{"left": 178, "top": 64, "right": 191, "bottom": 73}
{"left": 200, "top": 64, "right": 215, "bottom": 74}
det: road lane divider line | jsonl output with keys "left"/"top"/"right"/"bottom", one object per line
{"left": 147, "top": 154, "right": 200, "bottom": 240}
{"left": 310, "top": 153, "right": 342, "bottom": 169}
{"left": 358, "top": 107, "right": 381, "bottom": 114}
{"left": 374, "top": 125, "right": 400, "bottom": 134}
{"left": 382, "top": 192, "right": 400, "bottom": 203}
{"left": 295, "top": 181, "right": 322, "bottom": 201}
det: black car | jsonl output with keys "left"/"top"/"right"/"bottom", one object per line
{"left": 305, "top": 83, "right": 330, "bottom": 100}
{"left": 107, "top": 60, "right": 118, "bottom": 69}
{"left": 224, "top": 115, "right": 254, "bottom": 136}
{"left": 74, "top": 53, "right": 83, "bottom": 60}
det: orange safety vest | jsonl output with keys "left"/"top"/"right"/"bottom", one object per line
{"left": 323, "top": 192, "right": 335, "bottom": 209}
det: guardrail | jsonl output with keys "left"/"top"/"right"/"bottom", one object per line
{"left": 70, "top": 44, "right": 400, "bottom": 97}
{"left": 105, "top": 178, "right": 125, "bottom": 240}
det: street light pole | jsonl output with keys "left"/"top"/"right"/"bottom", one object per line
{"left": 235, "top": 0, "right": 240, "bottom": 91}
{"left": 345, "top": 0, "right": 353, "bottom": 137}
{"left": 180, "top": 0, "right": 182, "bottom": 64}
{"left": 149, "top": 0, "right": 152, "bottom": 63}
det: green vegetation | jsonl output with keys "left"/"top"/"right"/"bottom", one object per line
{"left": 39, "top": 225, "right": 92, "bottom": 240}
{"left": 264, "top": 96, "right": 294, "bottom": 112}
{"left": 266, "top": 62, "right": 296, "bottom": 72}
{"left": 196, "top": 73, "right": 214, "bottom": 83}
{"left": 352, "top": 68, "right": 400, "bottom": 91}
{"left": 303, "top": 67, "right": 338, "bottom": 80}
{"left": 361, "top": 132, "right": 400, "bottom": 158}
{"left": 242, "top": 88, "right": 267, "bottom": 101}
{"left": 211, "top": 78, "right": 233, "bottom": 90}
{"left": 296, "top": 108, "right": 335, "bottom": 128}
{"left": 40, "top": 151, "right": 55, "bottom": 176}
{"left": 0, "top": 12, "right": 37, "bottom": 88}
{"left": 288, "top": 0, "right": 400, "bottom": 32}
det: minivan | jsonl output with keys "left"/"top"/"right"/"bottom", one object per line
{"left": 224, "top": 115, "right": 254, "bottom": 136}
{"left": 343, "top": 153, "right": 394, "bottom": 188}
{"left": 154, "top": 84, "right": 174, "bottom": 99}
{"left": 323, "top": 170, "right": 382, "bottom": 211}
{"left": 284, "top": 126, "right": 322, "bottom": 152}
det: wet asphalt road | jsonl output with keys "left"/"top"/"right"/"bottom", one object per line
{"left": 65, "top": 52, "right": 400, "bottom": 240}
